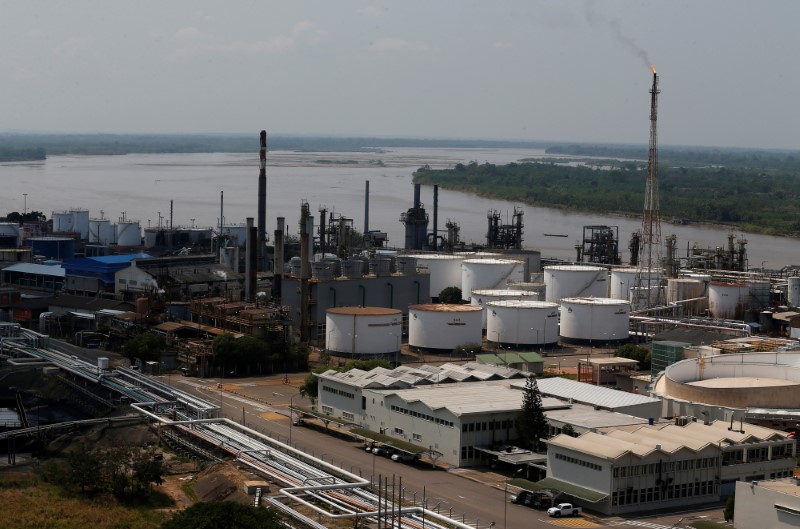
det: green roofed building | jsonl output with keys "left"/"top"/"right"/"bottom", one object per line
{"left": 475, "top": 351, "right": 544, "bottom": 374}
{"left": 651, "top": 341, "right": 691, "bottom": 379}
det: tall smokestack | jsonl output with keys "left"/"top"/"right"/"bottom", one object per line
{"left": 364, "top": 180, "right": 370, "bottom": 236}
{"left": 245, "top": 217, "right": 256, "bottom": 302}
{"left": 258, "top": 131, "right": 267, "bottom": 272}
{"left": 218, "top": 190, "right": 224, "bottom": 257}
{"left": 432, "top": 185, "right": 439, "bottom": 251}
{"left": 272, "top": 217, "right": 284, "bottom": 300}
{"left": 413, "top": 183, "right": 421, "bottom": 210}
{"left": 299, "top": 203, "right": 311, "bottom": 342}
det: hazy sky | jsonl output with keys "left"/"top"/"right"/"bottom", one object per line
{"left": 2, "top": 1, "right": 798, "bottom": 149}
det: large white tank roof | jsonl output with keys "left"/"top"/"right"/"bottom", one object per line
{"left": 409, "top": 303, "right": 482, "bottom": 313}
{"left": 327, "top": 306, "right": 402, "bottom": 316}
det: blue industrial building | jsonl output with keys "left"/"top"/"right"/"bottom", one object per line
{"left": 62, "top": 253, "right": 151, "bottom": 295}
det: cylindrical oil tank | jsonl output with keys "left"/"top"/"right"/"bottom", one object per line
{"left": 708, "top": 282, "right": 749, "bottom": 320}
{"left": 89, "top": 218, "right": 115, "bottom": 245}
{"left": 0, "top": 223, "right": 22, "bottom": 247}
{"left": 136, "top": 297, "right": 150, "bottom": 316}
{"left": 609, "top": 267, "right": 662, "bottom": 299}
{"left": 187, "top": 228, "right": 212, "bottom": 243}
{"left": 486, "top": 300, "right": 559, "bottom": 346}
{"left": 143, "top": 228, "right": 159, "bottom": 249}
{"left": 341, "top": 259, "right": 363, "bottom": 279}
{"left": 70, "top": 209, "right": 90, "bottom": 239}
{"left": 789, "top": 277, "right": 800, "bottom": 307}
{"left": 455, "top": 251, "right": 502, "bottom": 259}
{"left": 221, "top": 224, "right": 248, "bottom": 247}
{"left": 506, "top": 281, "right": 545, "bottom": 294}
{"left": 409, "top": 304, "right": 483, "bottom": 351}
{"left": 471, "top": 288, "right": 540, "bottom": 329}
{"left": 51, "top": 211, "right": 73, "bottom": 233}
{"left": 116, "top": 221, "right": 141, "bottom": 246}
{"left": 461, "top": 258, "right": 525, "bottom": 301}
{"left": 544, "top": 265, "right": 608, "bottom": 303}
{"left": 369, "top": 257, "right": 392, "bottom": 277}
{"left": 289, "top": 256, "right": 302, "bottom": 277}
{"left": 27, "top": 237, "right": 75, "bottom": 260}
{"left": 219, "top": 246, "right": 239, "bottom": 271}
{"left": 312, "top": 261, "right": 335, "bottom": 281}
{"left": 559, "top": 297, "right": 631, "bottom": 343}
{"left": 407, "top": 254, "right": 465, "bottom": 299}
{"left": 326, "top": 307, "right": 403, "bottom": 356}
{"left": 322, "top": 257, "right": 341, "bottom": 277}
{"left": 395, "top": 256, "right": 417, "bottom": 275}
{"left": 97, "top": 357, "right": 109, "bottom": 370}
{"left": 748, "top": 280, "right": 771, "bottom": 309}
{"left": 666, "top": 278, "right": 707, "bottom": 315}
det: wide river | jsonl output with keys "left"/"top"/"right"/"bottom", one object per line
{"left": 1, "top": 148, "right": 797, "bottom": 268}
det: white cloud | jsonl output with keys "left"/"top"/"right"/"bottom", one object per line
{"left": 358, "top": 6, "right": 382, "bottom": 17}
{"left": 293, "top": 20, "right": 314, "bottom": 35}
{"left": 493, "top": 41, "right": 513, "bottom": 49}
{"left": 370, "top": 37, "right": 428, "bottom": 52}
{"left": 220, "top": 36, "right": 296, "bottom": 53}
{"left": 54, "top": 37, "right": 90, "bottom": 57}
{"left": 173, "top": 27, "right": 208, "bottom": 41}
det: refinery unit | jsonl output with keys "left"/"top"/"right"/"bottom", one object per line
{"left": 1, "top": 79, "right": 800, "bottom": 366}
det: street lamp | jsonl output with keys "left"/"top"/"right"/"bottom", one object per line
{"left": 23, "top": 193, "right": 27, "bottom": 215}
{"left": 504, "top": 469, "right": 524, "bottom": 529}
{"left": 273, "top": 391, "right": 297, "bottom": 445}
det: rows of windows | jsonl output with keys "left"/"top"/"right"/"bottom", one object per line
{"left": 321, "top": 405, "right": 333, "bottom": 415}
{"left": 555, "top": 453, "right": 602, "bottom": 471}
{"left": 461, "top": 445, "right": 479, "bottom": 460}
{"left": 612, "top": 457, "right": 719, "bottom": 478}
{"left": 611, "top": 480, "right": 716, "bottom": 507}
{"left": 342, "top": 412, "right": 354, "bottom": 422}
{"left": 462, "top": 419, "right": 514, "bottom": 433}
{"left": 322, "top": 385, "right": 354, "bottom": 399}
{"left": 390, "top": 405, "right": 455, "bottom": 428}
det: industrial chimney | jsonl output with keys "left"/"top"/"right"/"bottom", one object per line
{"left": 258, "top": 131, "right": 267, "bottom": 272}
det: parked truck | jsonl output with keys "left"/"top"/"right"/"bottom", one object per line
{"left": 547, "top": 503, "right": 582, "bottom": 517}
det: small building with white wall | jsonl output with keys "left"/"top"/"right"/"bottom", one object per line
{"left": 544, "top": 419, "right": 795, "bottom": 515}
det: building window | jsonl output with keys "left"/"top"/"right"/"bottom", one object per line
{"left": 321, "top": 405, "right": 333, "bottom": 415}
{"left": 394, "top": 427, "right": 404, "bottom": 435}
{"left": 119, "top": 278, "right": 127, "bottom": 284}
{"left": 342, "top": 412, "right": 354, "bottom": 421}
{"left": 412, "top": 433, "right": 421, "bottom": 442}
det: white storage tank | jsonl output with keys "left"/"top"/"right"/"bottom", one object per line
{"left": 116, "top": 221, "right": 142, "bottom": 246}
{"left": 544, "top": 265, "right": 608, "bottom": 303}
{"left": 461, "top": 258, "right": 525, "bottom": 301}
{"left": 325, "top": 307, "right": 403, "bottom": 356}
{"left": 409, "top": 304, "right": 482, "bottom": 351}
{"left": 666, "top": 278, "right": 707, "bottom": 315}
{"left": 221, "top": 224, "right": 248, "bottom": 247}
{"left": 748, "top": 280, "right": 771, "bottom": 309}
{"left": 471, "top": 288, "right": 540, "bottom": 329}
{"left": 789, "top": 277, "right": 800, "bottom": 307}
{"left": 609, "top": 267, "right": 663, "bottom": 299}
{"left": 0, "top": 222, "right": 22, "bottom": 247}
{"left": 70, "top": 209, "right": 90, "bottom": 239}
{"left": 559, "top": 297, "right": 631, "bottom": 343}
{"left": 97, "top": 357, "right": 109, "bottom": 370}
{"left": 188, "top": 228, "right": 213, "bottom": 243}
{"left": 506, "top": 281, "right": 545, "bottom": 295}
{"left": 89, "top": 218, "right": 115, "bottom": 245}
{"left": 708, "top": 282, "right": 749, "bottom": 320}
{"left": 408, "top": 254, "right": 465, "bottom": 299}
{"left": 486, "top": 300, "right": 559, "bottom": 347}
{"left": 52, "top": 211, "right": 74, "bottom": 233}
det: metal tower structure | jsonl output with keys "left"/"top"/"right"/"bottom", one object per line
{"left": 634, "top": 67, "right": 664, "bottom": 308}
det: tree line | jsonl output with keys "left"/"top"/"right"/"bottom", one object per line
{"left": 414, "top": 160, "right": 800, "bottom": 236}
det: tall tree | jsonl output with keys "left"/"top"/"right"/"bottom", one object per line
{"left": 516, "top": 376, "right": 549, "bottom": 452}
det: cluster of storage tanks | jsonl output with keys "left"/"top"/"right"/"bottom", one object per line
{"left": 319, "top": 257, "right": 791, "bottom": 356}
{"left": 52, "top": 209, "right": 143, "bottom": 247}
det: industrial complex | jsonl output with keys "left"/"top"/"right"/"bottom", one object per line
{"left": 4, "top": 70, "right": 800, "bottom": 526}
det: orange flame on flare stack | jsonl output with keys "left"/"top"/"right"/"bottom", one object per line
{"left": 650, "top": 64, "right": 657, "bottom": 74}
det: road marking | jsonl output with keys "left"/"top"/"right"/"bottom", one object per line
{"left": 260, "top": 412, "right": 286, "bottom": 421}
{"left": 616, "top": 521, "right": 674, "bottom": 529}
{"left": 546, "top": 517, "right": 600, "bottom": 527}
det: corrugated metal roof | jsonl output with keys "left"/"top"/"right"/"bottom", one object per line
{"left": 3, "top": 263, "right": 65, "bottom": 277}
{"left": 318, "top": 362, "right": 525, "bottom": 389}
{"left": 89, "top": 253, "right": 151, "bottom": 264}
{"left": 525, "top": 377, "right": 660, "bottom": 410}
{"left": 376, "top": 380, "right": 569, "bottom": 416}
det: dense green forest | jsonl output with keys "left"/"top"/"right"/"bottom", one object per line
{"left": 546, "top": 144, "right": 800, "bottom": 171}
{"left": 413, "top": 161, "right": 800, "bottom": 237}
{"left": 0, "top": 146, "right": 46, "bottom": 162}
